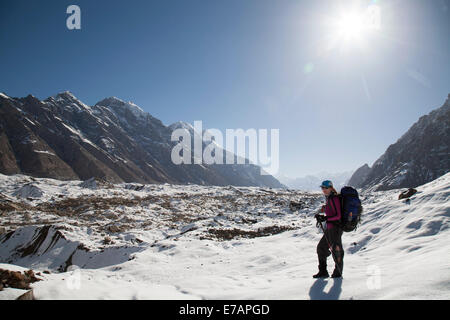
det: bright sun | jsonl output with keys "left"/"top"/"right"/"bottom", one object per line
{"left": 326, "top": 5, "right": 381, "bottom": 50}
{"left": 337, "top": 12, "right": 366, "bottom": 41}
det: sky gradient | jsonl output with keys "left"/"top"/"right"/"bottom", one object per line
{"left": 1, "top": 0, "right": 449, "bottom": 177}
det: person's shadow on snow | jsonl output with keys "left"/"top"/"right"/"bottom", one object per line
{"left": 308, "top": 278, "right": 342, "bottom": 300}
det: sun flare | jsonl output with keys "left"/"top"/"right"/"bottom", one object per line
{"left": 325, "top": 4, "right": 381, "bottom": 51}
{"left": 337, "top": 12, "right": 366, "bottom": 41}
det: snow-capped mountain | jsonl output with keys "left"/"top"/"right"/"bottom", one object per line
{"left": 0, "top": 92, "right": 283, "bottom": 188}
{"left": 349, "top": 94, "right": 450, "bottom": 191}
{"left": 277, "top": 171, "right": 353, "bottom": 191}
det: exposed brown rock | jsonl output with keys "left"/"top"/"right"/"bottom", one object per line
{"left": 16, "top": 289, "right": 35, "bottom": 300}
{"left": 0, "top": 268, "right": 41, "bottom": 290}
{"left": 103, "top": 236, "right": 114, "bottom": 245}
{"left": 206, "top": 225, "right": 295, "bottom": 241}
{"left": 0, "top": 132, "right": 20, "bottom": 174}
{"left": 398, "top": 188, "right": 418, "bottom": 200}
{"left": 289, "top": 200, "right": 304, "bottom": 211}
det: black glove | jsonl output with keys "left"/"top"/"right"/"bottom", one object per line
{"left": 315, "top": 214, "right": 327, "bottom": 222}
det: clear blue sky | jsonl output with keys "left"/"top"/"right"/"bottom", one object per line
{"left": 1, "top": 0, "right": 449, "bottom": 177}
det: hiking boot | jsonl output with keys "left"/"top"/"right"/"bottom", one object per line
{"left": 331, "top": 269, "right": 342, "bottom": 278}
{"left": 313, "top": 266, "right": 329, "bottom": 278}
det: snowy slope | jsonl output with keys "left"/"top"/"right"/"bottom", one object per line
{"left": 0, "top": 172, "right": 449, "bottom": 299}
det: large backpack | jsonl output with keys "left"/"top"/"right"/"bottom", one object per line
{"left": 338, "top": 186, "right": 363, "bottom": 232}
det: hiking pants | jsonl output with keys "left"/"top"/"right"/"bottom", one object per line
{"left": 317, "top": 225, "right": 344, "bottom": 273}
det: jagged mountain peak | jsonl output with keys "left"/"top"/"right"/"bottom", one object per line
{"left": 0, "top": 92, "right": 11, "bottom": 100}
{"left": 49, "top": 91, "right": 83, "bottom": 104}
{"left": 168, "top": 121, "right": 195, "bottom": 131}
{"left": 347, "top": 163, "right": 371, "bottom": 188}
{"left": 96, "top": 96, "right": 126, "bottom": 105}
{"left": 44, "top": 91, "right": 91, "bottom": 112}
{"left": 95, "top": 97, "right": 147, "bottom": 120}
{"left": 54, "top": 90, "right": 77, "bottom": 99}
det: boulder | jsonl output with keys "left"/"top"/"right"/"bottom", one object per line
{"left": 16, "top": 289, "right": 35, "bottom": 300}
{"left": 289, "top": 200, "right": 304, "bottom": 212}
{"left": 398, "top": 188, "right": 418, "bottom": 200}
{"left": 0, "top": 268, "right": 41, "bottom": 290}
{"left": 12, "top": 183, "right": 43, "bottom": 199}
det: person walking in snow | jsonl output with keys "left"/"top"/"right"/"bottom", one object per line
{"left": 313, "top": 180, "right": 344, "bottom": 278}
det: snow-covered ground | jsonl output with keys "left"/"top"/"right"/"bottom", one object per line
{"left": 0, "top": 172, "right": 449, "bottom": 299}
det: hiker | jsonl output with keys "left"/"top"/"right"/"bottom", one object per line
{"left": 313, "top": 180, "right": 344, "bottom": 278}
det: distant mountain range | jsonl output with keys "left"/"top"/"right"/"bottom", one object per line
{"left": 0, "top": 91, "right": 284, "bottom": 188}
{"left": 348, "top": 94, "right": 450, "bottom": 191}
{"left": 276, "top": 171, "right": 353, "bottom": 191}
